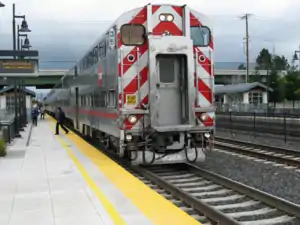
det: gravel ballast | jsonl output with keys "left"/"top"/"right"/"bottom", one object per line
{"left": 198, "top": 150, "right": 300, "bottom": 205}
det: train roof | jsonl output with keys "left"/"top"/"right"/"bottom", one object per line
{"left": 67, "top": 3, "right": 213, "bottom": 74}
{"left": 0, "top": 85, "right": 36, "bottom": 97}
{"left": 215, "top": 82, "right": 273, "bottom": 94}
{"left": 44, "top": 88, "right": 69, "bottom": 103}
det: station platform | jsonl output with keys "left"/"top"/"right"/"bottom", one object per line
{"left": 0, "top": 116, "right": 202, "bottom": 225}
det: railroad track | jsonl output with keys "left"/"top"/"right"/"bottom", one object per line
{"left": 50, "top": 114, "right": 300, "bottom": 224}
{"left": 139, "top": 163, "right": 300, "bottom": 225}
{"left": 76, "top": 136, "right": 300, "bottom": 224}
{"left": 214, "top": 137, "right": 300, "bottom": 169}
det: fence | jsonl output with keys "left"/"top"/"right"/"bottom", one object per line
{"left": 215, "top": 103, "right": 269, "bottom": 113}
{"left": 215, "top": 102, "right": 300, "bottom": 114}
{"left": 216, "top": 112, "right": 300, "bottom": 143}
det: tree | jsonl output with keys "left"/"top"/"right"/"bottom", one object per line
{"left": 237, "top": 63, "right": 246, "bottom": 70}
{"left": 273, "top": 55, "right": 289, "bottom": 71}
{"left": 249, "top": 66, "right": 261, "bottom": 83}
{"left": 283, "top": 70, "right": 300, "bottom": 107}
{"left": 254, "top": 48, "right": 290, "bottom": 104}
{"left": 256, "top": 48, "right": 272, "bottom": 70}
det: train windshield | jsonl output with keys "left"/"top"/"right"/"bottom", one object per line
{"left": 121, "top": 24, "right": 146, "bottom": 45}
{"left": 190, "top": 26, "right": 210, "bottom": 46}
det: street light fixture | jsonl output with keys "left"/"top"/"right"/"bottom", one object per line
{"left": 12, "top": 3, "right": 31, "bottom": 58}
{"left": 17, "top": 25, "right": 32, "bottom": 50}
{"left": 0, "top": 1, "right": 5, "bottom": 7}
{"left": 19, "top": 19, "right": 31, "bottom": 32}
{"left": 22, "top": 36, "right": 32, "bottom": 49}
{"left": 18, "top": 34, "right": 32, "bottom": 50}
{"left": 293, "top": 45, "right": 300, "bottom": 71}
{"left": 293, "top": 52, "right": 299, "bottom": 61}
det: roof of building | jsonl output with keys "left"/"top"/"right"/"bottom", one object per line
{"left": 215, "top": 82, "right": 273, "bottom": 94}
{"left": 0, "top": 85, "right": 36, "bottom": 97}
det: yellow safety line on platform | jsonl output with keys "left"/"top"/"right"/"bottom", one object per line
{"left": 47, "top": 122, "right": 127, "bottom": 225}
{"left": 48, "top": 117, "right": 201, "bottom": 225}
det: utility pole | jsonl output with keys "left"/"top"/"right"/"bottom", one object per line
{"left": 240, "top": 13, "right": 252, "bottom": 83}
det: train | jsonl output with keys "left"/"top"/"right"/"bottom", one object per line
{"left": 44, "top": 3, "right": 216, "bottom": 165}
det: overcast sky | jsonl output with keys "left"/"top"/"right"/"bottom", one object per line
{"left": 0, "top": 0, "right": 299, "bottom": 94}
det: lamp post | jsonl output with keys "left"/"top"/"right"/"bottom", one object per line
{"left": 18, "top": 80, "right": 25, "bottom": 131}
{"left": 23, "top": 80, "right": 27, "bottom": 124}
{"left": 14, "top": 80, "right": 21, "bottom": 137}
{"left": 0, "top": 1, "right": 5, "bottom": 7}
{"left": 12, "top": 3, "right": 31, "bottom": 59}
{"left": 293, "top": 45, "right": 300, "bottom": 71}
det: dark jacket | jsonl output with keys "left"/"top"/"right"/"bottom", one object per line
{"left": 56, "top": 109, "right": 65, "bottom": 123}
{"left": 32, "top": 108, "right": 39, "bottom": 117}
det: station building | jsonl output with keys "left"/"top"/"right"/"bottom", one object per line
{"left": 215, "top": 82, "right": 273, "bottom": 112}
{"left": 0, "top": 85, "right": 36, "bottom": 119}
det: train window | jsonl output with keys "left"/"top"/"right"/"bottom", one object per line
{"left": 88, "top": 95, "right": 92, "bottom": 107}
{"left": 158, "top": 57, "right": 175, "bottom": 83}
{"left": 121, "top": 24, "right": 146, "bottom": 46}
{"left": 98, "top": 41, "right": 106, "bottom": 59}
{"left": 81, "top": 96, "right": 84, "bottom": 106}
{"left": 190, "top": 26, "right": 210, "bottom": 46}
{"left": 94, "top": 92, "right": 100, "bottom": 107}
{"left": 99, "top": 91, "right": 106, "bottom": 107}
{"left": 88, "top": 95, "right": 91, "bottom": 106}
{"left": 93, "top": 46, "right": 99, "bottom": 63}
{"left": 107, "top": 90, "right": 116, "bottom": 107}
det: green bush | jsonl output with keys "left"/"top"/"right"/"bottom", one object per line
{"left": 0, "top": 138, "right": 6, "bottom": 157}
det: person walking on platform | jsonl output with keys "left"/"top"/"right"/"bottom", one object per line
{"left": 55, "top": 107, "right": 69, "bottom": 135}
{"left": 40, "top": 106, "right": 45, "bottom": 120}
{"left": 31, "top": 105, "right": 39, "bottom": 126}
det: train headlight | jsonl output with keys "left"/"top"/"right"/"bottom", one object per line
{"left": 200, "top": 113, "right": 209, "bottom": 122}
{"left": 126, "top": 134, "right": 132, "bottom": 141}
{"left": 159, "top": 14, "right": 166, "bottom": 21}
{"left": 159, "top": 14, "right": 174, "bottom": 22}
{"left": 166, "top": 14, "right": 174, "bottom": 21}
{"left": 128, "top": 115, "right": 137, "bottom": 124}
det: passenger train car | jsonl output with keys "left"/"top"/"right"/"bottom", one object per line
{"left": 45, "top": 4, "right": 215, "bottom": 165}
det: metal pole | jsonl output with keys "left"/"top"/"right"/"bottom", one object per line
{"left": 18, "top": 80, "right": 24, "bottom": 130}
{"left": 23, "top": 80, "right": 27, "bottom": 124}
{"left": 17, "top": 25, "right": 20, "bottom": 51}
{"left": 12, "top": 3, "right": 16, "bottom": 59}
{"left": 241, "top": 14, "right": 251, "bottom": 84}
{"left": 284, "top": 112, "right": 287, "bottom": 143}
{"left": 14, "top": 80, "right": 21, "bottom": 137}
{"left": 245, "top": 14, "right": 249, "bottom": 84}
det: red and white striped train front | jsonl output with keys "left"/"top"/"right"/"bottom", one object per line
{"left": 117, "top": 4, "right": 215, "bottom": 165}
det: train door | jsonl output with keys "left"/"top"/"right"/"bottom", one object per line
{"left": 156, "top": 55, "right": 187, "bottom": 126}
{"left": 75, "top": 87, "right": 79, "bottom": 129}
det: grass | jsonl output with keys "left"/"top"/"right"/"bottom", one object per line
{"left": 0, "top": 138, "right": 7, "bottom": 157}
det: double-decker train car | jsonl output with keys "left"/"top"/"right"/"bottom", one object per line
{"left": 45, "top": 3, "right": 215, "bottom": 165}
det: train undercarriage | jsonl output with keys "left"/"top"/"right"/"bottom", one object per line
{"left": 46, "top": 111, "right": 214, "bottom": 165}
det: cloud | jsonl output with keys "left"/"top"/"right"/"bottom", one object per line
{"left": 0, "top": 0, "right": 299, "bottom": 67}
